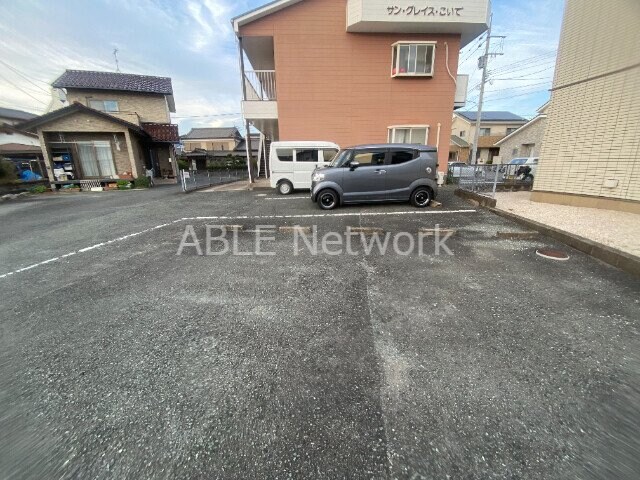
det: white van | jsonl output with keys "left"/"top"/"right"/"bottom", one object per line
{"left": 269, "top": 141, "right": 340, "bottom": 194}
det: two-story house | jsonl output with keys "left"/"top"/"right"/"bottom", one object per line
{"left": 19, "top": 70, "right": 179, "bottom": 186}
{"left": 233, "top": 0, "right": 490, "bottom": 170}
{"left": 181, "top": 127, "right": 242, "bottom": 152}
{"left": 449, "top": 111, "right": 527, "bottom": 163}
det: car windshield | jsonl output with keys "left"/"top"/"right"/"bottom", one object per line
{"left": 510, "top": 158, "right": 527, "bottom": 165}
{"left": 329, "top": 149, "right": 351, "bottom": 167}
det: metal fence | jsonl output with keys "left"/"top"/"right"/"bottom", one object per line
{"left": 180, "top": 169, "right": 249, "bottom": 192}
{"left": 447, "top": 163, "right": 535, "bottom": 197}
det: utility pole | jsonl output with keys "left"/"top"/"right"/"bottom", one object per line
{"left": 470, "top": 15, "right": 492, "bottom": 168}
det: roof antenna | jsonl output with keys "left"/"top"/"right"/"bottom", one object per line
{"left": 113, "top": 48, "right": 120, "bottom": 73}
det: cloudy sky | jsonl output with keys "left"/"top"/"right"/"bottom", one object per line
{"left": 0, "top": 0, "right": 564, "bottom": 133}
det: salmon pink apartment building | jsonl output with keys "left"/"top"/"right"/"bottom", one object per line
{"left": 233, "top": 0, "right": 490, "bottom": 169}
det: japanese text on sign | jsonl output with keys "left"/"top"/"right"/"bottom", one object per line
{"left": 387, "top": 5, "right": 464, "bottom": 16}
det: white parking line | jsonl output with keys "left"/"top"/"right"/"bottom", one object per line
{"left": 0, "top": 209, "right": 476, "bottom": 280}
{"left": 263, "top": 196, "right": 308, "bottom": 200}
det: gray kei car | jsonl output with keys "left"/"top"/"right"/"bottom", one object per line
{"left": 310, "top": 144, "right": 438, "bottom": 210}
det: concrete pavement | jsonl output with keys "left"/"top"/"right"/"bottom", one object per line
{"left": 1, "top": 186, "right": 638, "bottom": 479}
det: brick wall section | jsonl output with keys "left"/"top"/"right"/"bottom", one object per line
{"left": 239, "top": 0, "right": 461, "bottom": 169}
{"left": 497, "top": 116, "right": 547, "bottom": 163}
{"left": 534, "top": 0, "right": 640, "bottom": 203}
{"left": 65, "top": 89, "right": 170, "bottom": 123}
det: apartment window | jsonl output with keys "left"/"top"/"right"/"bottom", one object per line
{"left": 88, "top": 99, "right": 119, "bottom": 112}
{"left": 479, "top": 127, "right": 491, "bottom": 136}
{"left": 391, "top": 42, "right": 435, "bottom": 77}
{"left": 459, "top": 131, "right": 466, "bottom": 138}
{"left": 388, "top": 126, "right": 428, "bottom": 144}
{"left": 506, "top": 127, "right": 518, "bottom": 135}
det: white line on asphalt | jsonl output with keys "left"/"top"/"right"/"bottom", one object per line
{"left": 0, "top": 209, "right": 477, "bottom": 280}
{"left": 263, "top": 197, "right": 308, "bottom": 200}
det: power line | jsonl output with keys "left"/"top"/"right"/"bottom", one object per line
{"left": 0, "top": 59, "right": 51, "bottom": 93}
{"left": 0, "top": 72, "right": 49, "bottom": 106}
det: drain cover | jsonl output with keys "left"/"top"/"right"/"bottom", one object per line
{"left": 536, "top": 248, "right": 570, "bottom": 261}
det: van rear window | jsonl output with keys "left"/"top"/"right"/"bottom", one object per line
{"left": 276, "top": 149, "right": 293, "bottom": 162}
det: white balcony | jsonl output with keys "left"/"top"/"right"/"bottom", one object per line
{"left": 346, "top": 0, "right": 490, "bottom": 47}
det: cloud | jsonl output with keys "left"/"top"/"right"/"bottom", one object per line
{"left": 458, "top": 0, "right": 564, "bottom": 117}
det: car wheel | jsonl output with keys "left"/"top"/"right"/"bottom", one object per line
{"left": 411, "top": 187, "right": 432, "bottom": 208}
{"left": 317, "top": 189, "right": 338, "bottom": 210}
{"left": 277, "top": 180, "right": 293, "bottom": 195}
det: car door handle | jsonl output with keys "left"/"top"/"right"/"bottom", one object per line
{"left": 375, "top": 169, "right": 387, "bottom": 174}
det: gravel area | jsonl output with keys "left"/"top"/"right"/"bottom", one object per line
{"left": 495, "top": 191, "right": 640, "bottom": 257}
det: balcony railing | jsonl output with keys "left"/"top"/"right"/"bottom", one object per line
{"left": 243, "top": 70, "right": 276, "bottom": 101}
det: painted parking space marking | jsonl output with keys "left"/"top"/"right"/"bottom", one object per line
{"left": 0, "top": 209, "right": 477, "bottom": 280}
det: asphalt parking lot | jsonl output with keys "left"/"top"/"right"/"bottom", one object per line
{"left": 1, "top": 185, "right": 639, "bottom": 479}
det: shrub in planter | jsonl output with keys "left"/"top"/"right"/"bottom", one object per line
{"left": 30, "top": 185, "right": 48, "bottom": 194}
{"left": 116, "top": 179, "right": 131, "bottom": 190}
{"left": 133, "top": 176, "right": 150, "bottom": 188}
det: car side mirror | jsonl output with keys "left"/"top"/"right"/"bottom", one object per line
{"left": 349, "top": 161, "right": 360, "bottom": 170}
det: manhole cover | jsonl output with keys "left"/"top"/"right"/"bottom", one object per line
{"left": 536, "top": 248, "right": 570, "bottom": 261}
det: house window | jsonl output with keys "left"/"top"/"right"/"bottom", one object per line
{"left": 391, "top": 42, "right": 435, "bottom": 77}
{"left": 88, "top": 99, "right": 119, "bottom": 112}
{"left": 479, "top": 127, "right": 491, "bottom": 136}
{"left": 459, "top": 131, "right": 465, "bottom": 138}
{"left": 76, "top": 141, "right": 116, "bottom": 178}
{"left": 388, "top": 126, "right": 429, "bottom": 144}
{"left": 506, "top": 127, "right": 518, "bottom": 135}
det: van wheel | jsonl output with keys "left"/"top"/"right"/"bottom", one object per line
{"left": 411, "top": 187, "right": 432, "bottom": 208}
{"left": 317, "top": 189, "right": 338, "bottom": 210}
{"left": 277, "top": 180, "right": 293, "bottom": 195}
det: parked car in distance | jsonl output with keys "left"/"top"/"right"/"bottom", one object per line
{"left": 310, "top": 144, "right": 438, "bottom": 210}
{"left": 447, "top": 161, "right": 467, "bottom": 178}
{"left": 503, "top": 157, "right": 538, "bottom": 180}
{"left": 270, "top": 141, "right": 340, "bottom": 194}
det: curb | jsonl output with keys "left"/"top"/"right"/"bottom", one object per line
{"left": 454, "top": 188, "right": 497, "bottom": 208}
{"left": 487, "top": 207, "right": 640, "bottom": 277}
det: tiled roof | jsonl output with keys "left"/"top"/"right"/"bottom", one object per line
{"left": 142, "top": 123, "right": 180, "bottom": 143}
{"left": 450, "top": 135, "right": 469, "bottom": 148}
{"left": 0, "top": 143, "right": 42, "bottom": 154}
{"left": 52, "top": 70, "right": 173, "bottom": 95}
{"left": 0, "top": 107, "right": 38, "bottom": 121}
{"left": 456, "top": 111, "right": 527, "bottom": 122}
{"left": 181, "top": 127, "right": 240, "bottom": 140}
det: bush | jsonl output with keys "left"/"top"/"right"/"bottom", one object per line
{"left": 0, "top": 158, "right": 17, "bottom": 182}
{"left": 30, "top": 185, "right": 48, "bottom": 194}
{"left": 133, "top": 176, "right": 150, "bottom": 188}
{"left": 116, "top": 179, "right": 131, "bottom": 190}
{"left": 177, "top": 159, "right": 189, "bottom": 170}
